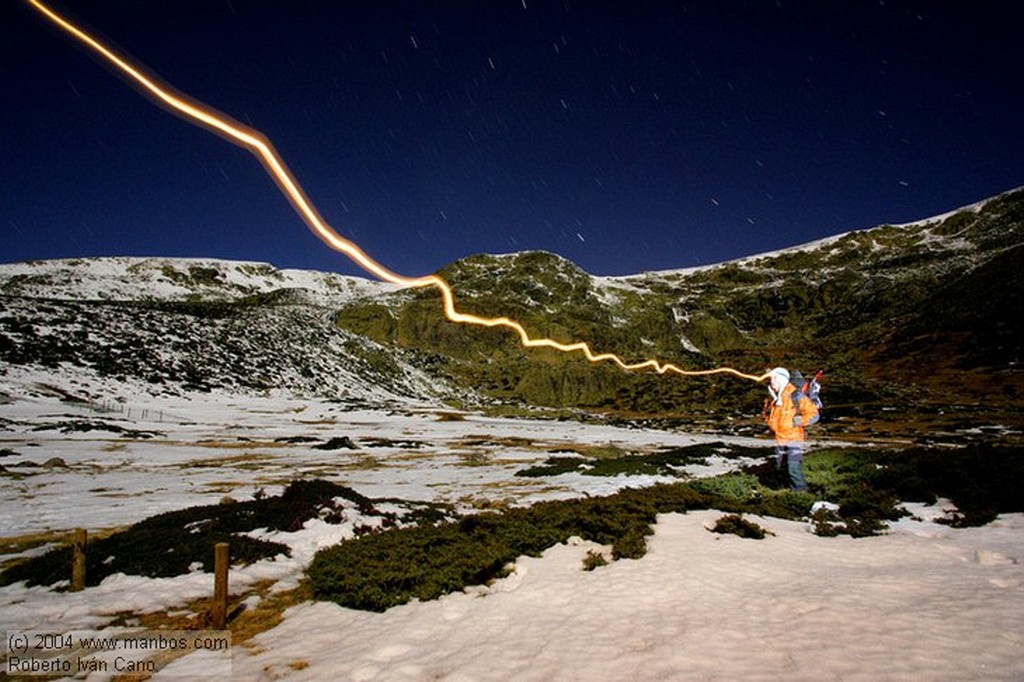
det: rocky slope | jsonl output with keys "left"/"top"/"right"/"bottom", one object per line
{"left": 0, "top": 258, "right": 457, "bottom": 405}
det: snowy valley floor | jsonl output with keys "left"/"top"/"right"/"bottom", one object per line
{"left": 1, "top": 387, "right": 1022, "bottom": 680}
{"left": 234, "top": 510, "right": 1024, "bottom": 681}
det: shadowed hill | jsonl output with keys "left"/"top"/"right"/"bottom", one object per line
{"left": 335, "top": 188, "right": 1024, "bottom": 440}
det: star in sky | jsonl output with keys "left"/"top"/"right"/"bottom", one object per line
{"left": 1, "top": 1, "right": 1021, "bottom": 277}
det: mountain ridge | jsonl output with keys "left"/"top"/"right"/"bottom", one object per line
{"left": 2, "top": 187, "right": 1021, "bottom": 443}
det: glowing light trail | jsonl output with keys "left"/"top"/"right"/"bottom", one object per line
{"left": 28, "top": 0, "right": 768, "bottom": 384}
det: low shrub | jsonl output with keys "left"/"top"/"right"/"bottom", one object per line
{"left": 749, "top": 445, "right": 1024, "bottom": 534}
{"left": 516, "top": 442, "right": 755, "bottom": 479}
{"left": 869, "top": 445, "right": 1024, "bottom": 527}
{"left": 307, "top": 483, "right": 710, "bottom": 612}
{"left": 709, "top": 514, "right": 770, "bottom": 539}
{"left": 0, "top": 480, "right": 405, "bottom": 589}
{"left": 582, "top": 550, "right": 608, "bottom": 571}
{"left": 11, "top": 444, "right": 1019, "bottom": 616}
{"left": 308, "top": 445, "right": 1024, "bottom": 612}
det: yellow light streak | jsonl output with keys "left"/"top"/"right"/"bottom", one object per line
{"left": 27, "top": 0, "right": 768, "bottom": 385}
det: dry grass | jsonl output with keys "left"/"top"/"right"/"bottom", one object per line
{"left": 228, "top": 582, "right": 314, "bottom": 648}
{"left": 549, "top": 442, "right": 632, "bottom": 459}
{"left": 251, "top": 405, "right": 308, "bottom": 415}
{"left": 194, "top": 439, "right": 292, "bottom": 450}
{"left": 336, "top": 455, "right": 386, "bottom": 471}
{"left": 200, "top": 480, "right": 253, "bottom": 494}
{"left": 0, "top": 526, "right": 126, "bottom": 571}
{"left": 456, "top": 451, "right": 492, "bottom": 467}
{"left": 386, "top": 450, "right": 439, "bottom": 463}
{"left": 179, "top": 453, "right": 279, "bottom": 469}
{"left": 457, "top": 495, "right": 517, "bottom": 511}
{"left": 94, "top": 490, "right": 144, "bottom": 498}
{"left": 136, "top": 438, "right": 292, "bottom": 450}
{"left": 455, "top": 434, "right": 539, "bottom": 449}
{"left": 98, "top": 580, "right": 315, "bottom": 679}
{"left": 0, "top": 530, "right": 69, "bottom": 564}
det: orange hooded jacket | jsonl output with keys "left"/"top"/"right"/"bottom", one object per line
{"left": 766, "top": 382, "right": 819, "bottom": 444}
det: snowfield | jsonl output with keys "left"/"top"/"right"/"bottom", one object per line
{"left": 233, "top": 510, "right": 1024, "bottom": 681}
{"left": 1, "top": 371, "right": 1022, "bottom": 680}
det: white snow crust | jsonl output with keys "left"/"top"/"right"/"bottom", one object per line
{"left": 1, "top": 382, "right": 1021, "bottom": 680}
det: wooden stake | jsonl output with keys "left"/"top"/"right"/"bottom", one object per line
{"left": 212, "top": 542, "right": 229, "bottom": 629}
{"left": 70, "top": 528, "right": 87, "bottom": 592}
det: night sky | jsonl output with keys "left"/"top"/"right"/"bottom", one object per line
{"left": 3, "top": 1, "right": 1022, "bottom": 278}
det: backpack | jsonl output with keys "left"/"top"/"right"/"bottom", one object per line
{"left": 789, "top": 369, "right": 823, "bottom": 412}
{"left": 761, "top": 369, "right": 824, "bottom": 422}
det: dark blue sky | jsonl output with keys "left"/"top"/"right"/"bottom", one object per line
{"left": 3, "top": 1, "right": 1022, "bottom": 277}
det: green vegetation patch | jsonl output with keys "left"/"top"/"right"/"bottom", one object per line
{"left": 308, "top": 443, "right": 1024, "bottom": 612}
{"left": 709, "top": 514, "right": 772, "bottom": 539}
{"left": 745, "top": 444, "right": 1024, "bottom": 535}
{"left": 582, "top": 550, "right": 608, "bottom": 571}
{"left": 516, "top": 442, "right": 762, "bottom": 478}
{"left": 308, "top": 484, "right": 711, "bottom": 611}
{"left": 689, "top": 473, "right": 813, "bottom": 520}
{"left": 838, "top": 445, "right": 1024, "bottom": 528}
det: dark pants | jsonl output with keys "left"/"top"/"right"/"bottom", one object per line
{"left": 774, "top": 443, "right": 808, "bottom": 492}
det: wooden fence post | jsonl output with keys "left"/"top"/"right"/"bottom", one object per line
{"left": 70, "top": 528, "right": 87, "bottom": 592}
{"left": 211, "top": 542, "right": 229, "bottom": 629}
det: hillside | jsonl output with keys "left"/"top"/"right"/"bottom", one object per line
{"left": 0, "top": 258, "right": 458, "bottom": 405}
{"left": 334, "top": 188, "right": 1024, "bottom": 441}
{"left": 1, "top": 188, "right": 1021, "bottom": 443}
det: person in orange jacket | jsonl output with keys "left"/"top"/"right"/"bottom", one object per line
{"left": 765, "top": 367, "right": 819, "bottom": 492}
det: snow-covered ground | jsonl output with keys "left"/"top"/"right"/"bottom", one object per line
{"left": 233, "top": 510, "right": 1024, "bottom": 681}
{"left": 0, "top": 380, "right": 758, "bottom": 536}
{"left": 2, "top": 380, "right": 1022, "bottom": 680}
